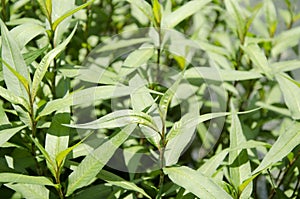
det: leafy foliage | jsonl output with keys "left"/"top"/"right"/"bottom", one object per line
{"left": 1, "top": 0, "right": 300, "bottom": 198}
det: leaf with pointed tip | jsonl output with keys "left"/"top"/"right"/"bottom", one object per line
{"left": 152, "top": 0, "right": 161, "bottom": 25}
{"left": 253, "top": 122, "right": 300, "bottom": 174}
{"left": 97, "top": 170, "right": 151, "bottom": 199}
{"left": 23, "top": 45, "right": 49, "bottom": 66}
{"left": 5, "top": 184, "right": 49, "bottom": 199}
{"left": 0, "top": 20, "right": 30, "bottom": 99}
{"left": 52, "top": 0, "right": 94, "bottom": 31}
{"left": 66, "top": 124, "right": 136, "bottom": 196}
{"left": 0, "top": 125, "right": 27, "bottom": 147}
{"left": 164, "top": 166, "right": 232, "bottom": 199}
{"left": 127, "top": 0, "right": 154, "bottom": 23}
{"left": 162, "top": 0, "right": 211, "bottom": 28}
{"left": 0, "top": 173, "right": 56, "bottom": 186}
{"left": 276, "top": 73, "right": 300, "bottom": 119}
{"left": 0, "top": 86, "right": 30, "bottom": 111}
{"left": 66, "top": 109, "right": 158, "bottom": 132}
{"left": 31, "top": 24, "right": 77, "bottom": 100}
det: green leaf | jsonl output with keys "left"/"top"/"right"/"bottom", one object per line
{"left": 0, "top": 86, "right": 30, "bottom": 111}
{"left": 66, "top": 124, "right": 136, "bottom": 196}
{"left": 0, "top": 19, "right": 31, "bottom": 99}
{"left": 165, "top": 112, "right": 230, "bottom": 166}
{"left": 152, "top": 0, "right": 161, "bottom": 25}
{"left": 30, "top": 137, "right": 57, "bottom": 177}
{"left": 164, "top": 166, "right": 232, "bottom": 199}
{"left": 185, "top": 67, "right": 262, "bottom": 82}
{"left": 66, "top": 109, "right": 158, "bottom": 132}
{"left": 224, "top": 0, "right": 248, "bottom": 42}
{"left": 23, "top": 45, "right": 49, "bottom": 66}
{"left": 0, "top": 173, "right": 55, "bottom": 186}
{"left": 97, "top": 170, "right": 151, "bottom": 199}
{"left": 37, "top": 0, "right": 51, "bottom": 20}
{"left": 11, "top": 22, "right": 45, "bottom": 50}
{"left": 159, "top": 73, "right": 183, "bottom": 121}
{"left": 276, "top": 73, "right": 300, "bottom": 119}
{"left": 0, "top": 101, "right": 9, "bottom": 124}
{"left": 45, "top": 113, "right": 70, "bottom": 168}
{"left": 55, "top": 129, "right": 93, "bottom": 169}
{"left": 46, "top": 0, "right": 52, "bottom": 20}
{"left": 162, "top": 0, "right": 211, "bottom": 28}
{"left": 5, "top": 184, "right": 49, "bottom": 199}
{"left": 31, "top": 24, "right": 77, "bottom": 100}
{"left": 228, "top": 106, "right": 252, "bottom": 198}
{"left": 0, "top": 125, "right": 27, "bottom": 147}
{"left": 0, "top": 58, "right": 30, "bottom": 94}
{"left": 242, "top": 43, "right": 273, "bottom": 79}
{"left": 122, "top": 46, "right": 154, "bottom": 76}
{"left": 37, "top": 85, "right": 131, "bottom": 119}
{"left": 252, "top": 122, "right": 300, "bottom": 174}
{"left": 52, "top": 0, "right": 94, "bottom": 31}
{"left": 127, "top": 0, "right": 154, "bottom": 23}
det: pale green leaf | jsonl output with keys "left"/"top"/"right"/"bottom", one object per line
{"left": 185, "top": 67, "right": 262, "bottom": 82}
{"left": 97, "top": 170, "right": 151, "bottom": 199}
{"left": 45, "top": 113, "right": 70, "bottom": 167}
{"left": 229, "top": 107, "right": 252, "bottom": 198}
{"left": 164, "top": 166, "right": 232, "bottom": 199}
{"left": 11, "top": 22, "right": 45, "bottom": 50}
{"left": 276, "top": 73, "right": 300, "bottom": 119}
{"left": 5, "top": 183, "right": 49, "bottom": 199}
{"left": 242, "top": 43, "right": 273, "bottom": 79}
{"left": 0, "top": 20, "right": 30, "bottom": 99}
{"left": 31, "top": 24, "right": 77, "bottom": 100}
{"left": 66, "top": 109, "right": 158, "bottom": 132}
{"left": 66, "top": 124, "right": 136, "bottom": 196}
{"left": 253, "top": 122, "right": 300, "bottom": 174}
{"left": 0, "top": 125, "right": 27, "bottom": 147}
{"left": 0, "top": 173, "right": 55, "bottom": 186}
{"left": 52, "top": 0, "right": 94, "bottom": 31}
{"left": 162, "top": 0, "right": 211, "bottom": 28}
{"left": 122, "top": 46, "right": 154, "bottom": 76}
{"left": 126, "top": 0, "right": 154, "bottom": 23}
{"left": 37, "top": 85, "right": 131, "bottom": 119}
{"left": 23, "top": 45, "right": 49, "bottom": 66}
{"left": 0, "top": 86, "right": 30, "bottom": 111}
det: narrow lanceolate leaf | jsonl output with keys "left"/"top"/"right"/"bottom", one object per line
{"left": 37, "top": 0, "right": 50, "bottom": 19}
{"left": 1, "top": 20, "right": 30, "bottom": 99}
{"left": 242, "top": 43, "right": 273, "bottom": 79}
{"left": 0, "top": 86, "right": 30, "bottom": 111}
{"left": 126, "top": 0, "right": 154, "bottom": 23}
{"left": 122, "top": 46, "right": 154, "bottom": 76}
{"left": 159, "top": 73, "right": 183, "bottom": 121}
{"left": 164, "top": 112, "right": 230, "bottom": 166}
{"left": 162, "top": 0, "right": 211, "bottom": 28}
{"left": 52, "top": 0, "right": 94, "bottom": 31}
{"left": 23, "top": 45, "right": 49, "bottom": 66}
{"left": 229, "top": 107, "right": 252, "bottom": 199}
{"left": 152, "top": 0, "right": 161, "bottom": 25}
{"left": 0, "top": 125, "right": 27, "bottom": 147}
{"left": 37, "top": 85, "right": 131, "bottom": 119}
{"left": 5, "top": 184, "right": 49, "bottom": 199}
{"left": 45, "top": 113, "right": 70, "bottom": 168}
{"left": 164, "top": 166, "right": 232, "bottom": 199}
{"left": 253, "top": 122, "right": 300, "bottom": 174}
{"left": 97, "top": 170, "right": 151, "bottom": 199}
{"left": 31, "top": 24, "right": 77, "bottom": 100}
{"left": 276, "top": 73, "right": 300, "bottom": 120}
{"left": 0, "top": 173, "right": 55, "bottom": 186}
{"left": 66, "top": 110, "right": 158, "bottom": 132}
{"left": 66, "top": 124, "right": 136, "bottom": 196}
{"left": 30, "top": 137, "right": 57, "bottom": 177}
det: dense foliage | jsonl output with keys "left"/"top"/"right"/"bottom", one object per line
{"left": 0, "top": 0, "right": 300, "bottom": 198}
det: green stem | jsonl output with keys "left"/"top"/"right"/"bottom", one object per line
{"left": 1, "top": 0, "right": 7, "bottom": 21}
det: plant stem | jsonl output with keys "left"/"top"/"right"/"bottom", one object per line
{"left": 1, "top": 0, "right": 7, "bottom": 21}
